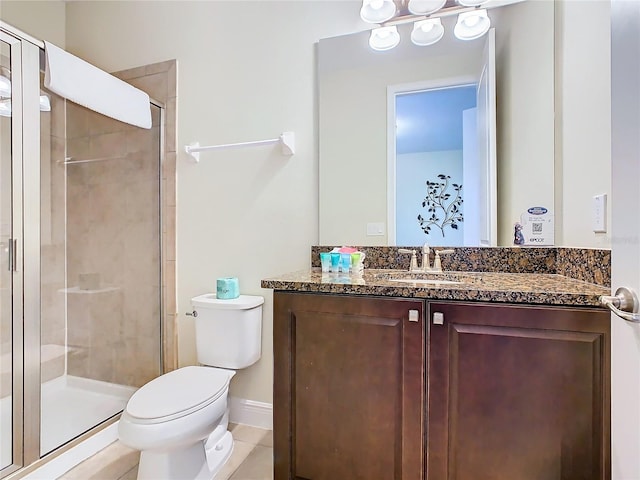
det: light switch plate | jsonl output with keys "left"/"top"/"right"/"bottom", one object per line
{"left": 366, "top": 222, "right": 385, "bottom": 236}
{"left": 593, "top": 194, "right": 607, "bottom": 233}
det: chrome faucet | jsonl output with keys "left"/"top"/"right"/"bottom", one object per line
{"left": 399, "top": 245, "right": 455, "bottom": 273}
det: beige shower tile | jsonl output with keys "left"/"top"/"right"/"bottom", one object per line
{"left": 67, "top": 347, "right": 90, "bottom": 377}
{"left": 116, "top": 336, "right": 160, "bottom": 387}
{"left": 128, "top": 73, "right": 168, "bottom": 103}
{"left": 88, "top": 109, "right": 127, "bottom": 136}
{"left": 66, "top": 102, "right": 89, "bottom": 139}
{"left": 228, "top": 445, "right": 273, "bottom": 480}
{"left": 163, "top": 260, "right": 176, "bottom": 313}
{"left": 163, "top": 152, "right": 176, "bottom": 206}
{"left": 164, "top": 97, "right": 176, "bottom": 153}
{"left": 145, "top": 60, "right": 173, "bottom": 76}
{"left": 113, "top": 65, "right": 147, "bottom": 81}
{"left": 163, "top": 313, "right": 178, "bottom": 371}
{"left": 89, "top": 131, "right": 127, "bottom": 160}
{"left": 167, "top": 62, "right": 177, "bottom": 98}
{"left": 50, "top": 94, "right": 66, "bottom": 138}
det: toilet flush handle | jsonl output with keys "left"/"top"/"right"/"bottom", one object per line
{"left": 185, "top": 310, "right": 198, "bottom": 317}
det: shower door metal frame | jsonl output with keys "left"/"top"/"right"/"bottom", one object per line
{"left": 0, "top": 28, "right": 41, "bottom": 479}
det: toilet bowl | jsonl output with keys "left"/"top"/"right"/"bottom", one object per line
{"left": 119, "top": 366, "right": 235, "bottom": 480}
{"left": 118, "top": 294, "right": 264, "bottom": 480}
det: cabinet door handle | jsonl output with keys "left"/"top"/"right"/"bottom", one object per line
{"left": 408, "top": 309, "right": 419, "bottom": 322}
{"left": 433, "top": 312, "right": 444, "bottom": 325}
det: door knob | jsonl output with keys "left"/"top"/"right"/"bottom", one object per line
{"left": 600, "top": 287, "right": 640, "bottom": 323}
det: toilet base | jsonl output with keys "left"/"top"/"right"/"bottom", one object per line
{"left": 136, "top": 430, "right": 233, "bottom": 480}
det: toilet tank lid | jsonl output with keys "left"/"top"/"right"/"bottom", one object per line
{"left": 191, "top": 293, "right": 264, "bottom": 310}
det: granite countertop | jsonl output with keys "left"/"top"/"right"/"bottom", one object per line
{"left": 261, "top": 268, "right": 611, "bottom": 307}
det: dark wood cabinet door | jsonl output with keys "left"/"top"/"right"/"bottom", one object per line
{"left": 273, "top": 292, "right": 425, "bottom": 480}
{"left": 427, "top": 301, "right": 610, "bottom": 480}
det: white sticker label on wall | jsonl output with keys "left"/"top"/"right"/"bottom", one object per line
{"left": 515, "top": 207, "right": 554, "bottom": 246}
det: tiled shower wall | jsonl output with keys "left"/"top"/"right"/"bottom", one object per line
{"left": 63, "top": 101, "right": 162, "bottom": 387}
{"left": 2, "top": 60, "right": 178, "bottom": 394}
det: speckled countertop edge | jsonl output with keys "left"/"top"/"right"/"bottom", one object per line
{"left": 261, "top": 268, "right": 610, "bottom": 307}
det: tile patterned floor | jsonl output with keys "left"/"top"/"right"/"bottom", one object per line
{"left": 57, "top": 424, "right": 273, "bottom": 480}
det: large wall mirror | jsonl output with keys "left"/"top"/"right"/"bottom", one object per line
{"left": 318, "top": 0, "right": 555, "bottom": 247}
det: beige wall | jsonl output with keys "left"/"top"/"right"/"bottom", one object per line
{"left": 63, "top": 0, "right": 364, "bottom": 404}
{"left": 0, "top": 1, "right": 66, "bottom": 47}
{"left": 555, "top": 0, "right": 611, "bottom": 248}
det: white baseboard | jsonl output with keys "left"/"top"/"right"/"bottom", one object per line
{"left": 228, "top": 396, "right": 273, "bottom": 430}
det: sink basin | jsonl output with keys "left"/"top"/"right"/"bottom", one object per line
{"left": 374, "top": 271, "right": 481, "bottom": 286}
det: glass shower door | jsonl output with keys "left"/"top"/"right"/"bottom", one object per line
{"left": 0, "top": 36, "right": 13, "bottom": 473}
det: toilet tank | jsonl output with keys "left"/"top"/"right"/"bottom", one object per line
{"left": 191, "top": 293, "right": 264, "bottom": 369}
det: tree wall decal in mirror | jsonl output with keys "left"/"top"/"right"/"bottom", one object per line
{"left": 417, "top": 174, "right": 463, "bottom": 237}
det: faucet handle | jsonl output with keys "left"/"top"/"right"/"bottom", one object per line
{"left": 422, "top": 242, "right": 430, "bottom": 254}
{"left": 433, "top": 249, "right": 455, "bottom": 272}
{"left": 398, "top": 249, "right": 418, "bottom": 272}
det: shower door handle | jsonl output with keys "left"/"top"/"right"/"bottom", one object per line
{"left": 7, "top": 238, "right": 16, "bottom": 272}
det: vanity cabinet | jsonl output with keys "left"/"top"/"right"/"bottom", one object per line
{"left": 273, "top": 292, "right": 425, "bottom": 480}
{"left": 427, "top": 301, "right": 610, "bottom": 480}
{"left": 273, "top": 292, "right": 610, "bottom": 480}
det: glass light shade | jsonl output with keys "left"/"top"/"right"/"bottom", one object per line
{"left": 411, "top": 18, "right": 445, "bottom": 46}
{"left": 40, "top": 95, "right": 51, "bottom": 112}
{"left": 457, "top": 0, "right": 488, "bottom": 5}
{"left": 369, "top": 26, "right": 401, "bottom": 51}
{"left": 0, "top": 75, "right": 11, "bottom": 98}
{"left": 408, "top": 0, "right": 446, "bottom": 15}
{"left": 454, "top": 9, "right": 491, "bottom": 40}
{"left": 0, "top": 99, "right": 11, "bottom": 117}
{"left": 360, "top": 0, "right": 396, "bottom": 23}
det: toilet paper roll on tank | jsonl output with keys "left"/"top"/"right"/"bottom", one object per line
{"left": 216, "top": 277, "right": 240, "bottom": 300}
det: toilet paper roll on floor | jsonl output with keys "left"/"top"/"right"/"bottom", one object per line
{"left": 216, "top": 277, "right": 240, "bottom": 300}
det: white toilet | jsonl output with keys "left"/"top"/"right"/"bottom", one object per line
{"left": 118, "top": 293, "right": 264, "bottom": 480}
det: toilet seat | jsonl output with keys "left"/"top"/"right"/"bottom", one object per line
{"left": 125, "top": 366, "right": 232, "bottom": 424}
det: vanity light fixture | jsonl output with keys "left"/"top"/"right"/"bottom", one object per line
{"left": 0, "top": 95, "right": 53, "bottom": 117}
{"left": 360, "top": 0, "right": 495, "bottom": 50}
{"left": 408, "top": 0, "right": 447, "bottom": 16}
{"left": 39, "top": 94, "right": 51, "bottom": 112}
{"left": 0, "top": 75, "right": 10, "bottom": 98}
{"left": 360, "top": 0, "right": 397, "bottom": 23}
{"left": 411, "top": 18, "right": 445, "bottom": 46}
{"left": 454, "top": 9, "right": 491, "bottom": 40}
{"left": 369, "top": 25, "right": 401, "bottom": 51}
{"left": 0, "top": 99, "right": 11, "bottom": 117}
{"left": 456, "top": 0, "right": 489, "bottom": 6}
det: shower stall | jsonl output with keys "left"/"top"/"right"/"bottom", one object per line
{"left": 0, "top": 24, "right": 164, "bottom": 478}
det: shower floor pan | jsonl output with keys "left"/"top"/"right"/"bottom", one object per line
{"left": 0, "top": 374, "right": 136, "bottom": 469}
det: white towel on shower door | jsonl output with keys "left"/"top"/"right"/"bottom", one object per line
{"left": 44, "top": 41, "right": 152, "bottom": 129}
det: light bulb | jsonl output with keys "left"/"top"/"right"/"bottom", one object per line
{"left": 369, "top": 26, "right": 400, "bottom": 51}
{"left": 411, "top": 18, "right": 444, "bottom": 46}
{"left": 454, "top": 9, "right": 490, "bottom": 41}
